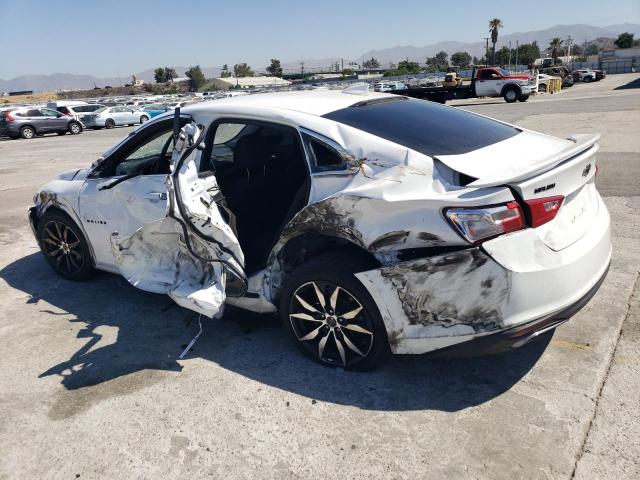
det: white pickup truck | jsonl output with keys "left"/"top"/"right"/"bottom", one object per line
{"left": 390, "top": 66, "right": 534, "bottom": 104}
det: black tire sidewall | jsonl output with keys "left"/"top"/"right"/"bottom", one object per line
{"left": 140, "top": 115, "right": 149, "bottom": 123}
{"left": 20, "top": 126, "right": 35, "bottom": 139}
{"left": 503, "top": 87, "right": 519, "bottom": 103}
{"left": 105, "top": 119, "right": 115, "bottom": 128}
{"left": 279, "top": 253, "right": 391, "bottom": 371}
{"left": 68, "top": 122, "right": 82, "bottom": 134}
{"left": 37, "top": 211, "right": 95, "bottom": 281}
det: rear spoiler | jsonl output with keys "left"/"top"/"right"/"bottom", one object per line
{"left": 466, "top": 133, "right": 600, "bottom": 188}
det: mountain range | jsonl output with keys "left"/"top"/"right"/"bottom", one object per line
{"left": 2, "top": 23, "right": 639, "bottom": 93}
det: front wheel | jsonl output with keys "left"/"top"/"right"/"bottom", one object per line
{"left": 280, "top": 253, "right": 391, "bottom": 371}
{"left": 503, "top": 87, "right": 519, "bottom": 103}
{"left": 583, "top": 77, "right": 592, "bottom": 83}
{"left": 105, "top": 119, "right": 115, "bottom": 129}
{"left": 140, "top": 115, "right": 149, "bottom": 124}
{"left": 37, "top": 211, "right": 94, "bottom": 281}
{"left": 20, "top": 126, "right": 35, "bottom": 139}
{"left": 68, "top": 121, "right": 82, "bottom": 135}
{"left": 518, "top": 94, "right": 529, "bottom": 102}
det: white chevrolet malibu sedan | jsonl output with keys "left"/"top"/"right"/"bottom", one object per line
{"left": 29, "top": 88, "right": 611, "bottom": 370}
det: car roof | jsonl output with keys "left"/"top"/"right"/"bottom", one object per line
{"left": 186, "top": 89, "right": 395, "bottom": 117}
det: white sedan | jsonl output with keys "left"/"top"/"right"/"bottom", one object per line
{"left": 82, "top": 106, "right": 150, "bottom": 129}
{"left": 29, "top": 88, "right": 611, "bottom": 370}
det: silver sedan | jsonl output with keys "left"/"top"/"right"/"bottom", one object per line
{"left": 82, "top": 106, "right": 150, "bottom": 129}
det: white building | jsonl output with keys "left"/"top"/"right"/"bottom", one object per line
{"left": 209, "top": 76, "right": 291, "bottom": 90}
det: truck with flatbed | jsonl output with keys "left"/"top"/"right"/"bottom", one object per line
{"left": 390, "top": 66, "right": 534, "bottom": 104}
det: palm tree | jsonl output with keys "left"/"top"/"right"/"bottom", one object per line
{"left": 489, "top": 18, "right": 503, "bottom": 66}
{"left": 549, "top": 37, "right": 564, "bottom": 62}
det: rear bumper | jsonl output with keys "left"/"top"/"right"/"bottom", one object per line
{"left": 356, "top": 194, "right": 611, "bottom": 355}
{"left": 434, "top": 260, "right": 609, "bottom": 357}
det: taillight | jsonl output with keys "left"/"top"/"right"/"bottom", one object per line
{"left": 445, "top": 201, "right": 525, "bottom": 243}
{"left": 524, "top": 196, "right": 564, "bottom": 228}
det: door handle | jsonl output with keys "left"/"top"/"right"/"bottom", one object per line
{"left": 144, "top": 192, "right": 167, "bottom": 201}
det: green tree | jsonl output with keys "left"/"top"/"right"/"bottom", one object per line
{"left": 341, "top": 68, "right": 354, "bottom": 76}
{"left": 397, "top": 59, "right": 421, "bottom": 73}
{"left": 154, "top": 67, "right": 167, "bottom": 83}
{"left": 515, "top": 43, "right": 541, "bottom": 66}
{"left": 185, "top": 65, "right": 206, "bottom": 90}
{"left": 489, "top": 18, "right": 503, "bottom": 65}
{"left": 362, "top": 57, "right": 380, "bottom": 69}
{"left": 549, "top": 37, "right": 564, "bottom": 61}
{"left": 266, "top": 59, "right": 283, "bottom": 77}
{"left": 494, "top": 46, "right": 511, "bottom": 66}
{"left": 164, "top": 67, "right": 177, "bottom": 82}
{"left": 450, "top": 51, "right": 472, "bottom": 67}
{"left": 233, "top": 63, "right": 254, "bottom": 77}
{"left": 614, "top": 32, "right": 634, "bottom": 49}
{"left": 585, "top": 44, "right": 599, "bottom": 55}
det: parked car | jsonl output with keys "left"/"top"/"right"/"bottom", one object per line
{"left": 374, "top": 81, "right": 408, "bottom": 92}
{"left": 82, "top": 106, "right": 150, "bottom": 129}
{"left": 29, "top": 90, "right": 611, "bottom": 370}
{"left": 143, "top": 104, "right": 172, "bottom": 118}
{"left": 573, "top": 69, "right": 597, "bottom": 83}
{"left": 0, "top": 107, "right": 83, "bottom": 139}
{"left": 55, "top": 103, "right": 105, "bottom": 122}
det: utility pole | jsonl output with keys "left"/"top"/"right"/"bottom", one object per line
{"left": 483, "top": 37, "right": 490, "bottom": 64}
{"left": 566, "top": 35, "right": 573, "bottom": 69}
{"left": 515, "top": 40, "right": 519, "bottom": 71}
{"left": 508, "top": 40, "right": 512, "bottom": 70}
{"left": 300, "top": 61, "right": 304, "bottom": 78}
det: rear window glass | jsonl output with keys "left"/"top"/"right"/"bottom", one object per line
{"left": 323, "top": 97, "right": 520, "bottom": 156}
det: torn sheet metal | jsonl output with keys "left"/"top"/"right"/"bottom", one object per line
{"left": 111, "top": 121, "right": 244, "bottom": 318}
{"left": 355, "top": 248, "right": 511, "bottom": 353}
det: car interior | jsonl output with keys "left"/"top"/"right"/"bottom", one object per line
{"left": 98, "top": 118, "right": 311, "bottom": 274}
{"left": 201, "top": 120, "right": 310, "bottom": 273}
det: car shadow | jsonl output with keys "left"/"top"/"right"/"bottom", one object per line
{"left": 1, "top": 252, "right": 551, "bottom": 412}
{"left": 614, "top": 76, "right": 640, "bottom": 90}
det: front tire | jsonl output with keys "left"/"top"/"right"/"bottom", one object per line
{"left": 68, "top": 121, "right": 82, "bottom": 135}
{"left": 280, "top": 253, "right": 391, "bottom": 371}
{"left": 105, "top": 119, "right": 115, "bottom": 129}
{"left": 37, "top": 211, "right": 94, "bottom": 281}
{"left": 140, "top": 115, "right": 149, "bottom": 124}
{"left": 583, "top": 77, "right": 592, "bottom": 83}
{"left": 518, "top": 94, "right": 529, "bottom": 102}
{"left": 503, "top": 87, "right": 519, "bottom": 103}
{"left": 20, "top": 126, "right": 35, "bottom": 139}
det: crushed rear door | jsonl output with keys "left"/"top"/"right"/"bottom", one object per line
{"left": 112, "top": 118, "right": 246, "bottom": 317}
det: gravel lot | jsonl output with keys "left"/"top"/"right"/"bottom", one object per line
{"left": 1, "top": 74, "right": 639, "bottom": 479}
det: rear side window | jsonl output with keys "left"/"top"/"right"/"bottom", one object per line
{"left": 57, "top": 107, "right": 70, "bottom": 114}
{"left": 323, "top": 97, "right": 519, "bottom": 157}
{"left": 26, "top": 109, "right": 43, "bottom": 117}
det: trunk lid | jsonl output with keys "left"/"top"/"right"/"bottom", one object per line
{"left": 437, "top": 131, "right": 600, "bottom": 251}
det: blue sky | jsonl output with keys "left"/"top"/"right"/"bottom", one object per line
{"left": 1, "top": 0, "right": 639, "bottom": 78}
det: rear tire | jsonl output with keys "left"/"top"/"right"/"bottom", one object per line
{"left": 68, "top": 121, "right": 82, "bottom": 135}
{"left": 105, "top": 119, "right": 115, "bottom": 129}
{"left": 37, "top": 211, "right": 95, "bottom": 281}
{"left": 280, "top": 253, "right": 391, "bottom": 371}
{"left": 20, "top": 126, "right": 35, "bottom": 139}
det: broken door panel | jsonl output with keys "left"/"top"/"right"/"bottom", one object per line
{"left": 111, "top": 121, "right": 245, "bottom": 318}
{"left": 355, "top": 248, "right": 511, "bottom": 353}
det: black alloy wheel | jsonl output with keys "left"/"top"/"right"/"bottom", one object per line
{"left": 289, "top": 280, "right": 375, "bottom": 368}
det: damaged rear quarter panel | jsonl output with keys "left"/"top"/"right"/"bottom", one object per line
{"left": 355, "top": 248, "right": 512, "bottom": 353}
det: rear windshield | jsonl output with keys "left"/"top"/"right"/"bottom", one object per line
{"left": 323, "top": 97, "right": 520, "bottom": 156}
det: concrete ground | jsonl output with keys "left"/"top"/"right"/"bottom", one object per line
{"left": 0, "top": 73, "right": 639, "bottom": 479}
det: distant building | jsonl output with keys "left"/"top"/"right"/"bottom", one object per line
{"left": 208, "top": 76, "right": 291, "bottom": 90}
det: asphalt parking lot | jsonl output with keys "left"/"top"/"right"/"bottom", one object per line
{"left": 1, "top": 74, "right": 639, "bottom": 479}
